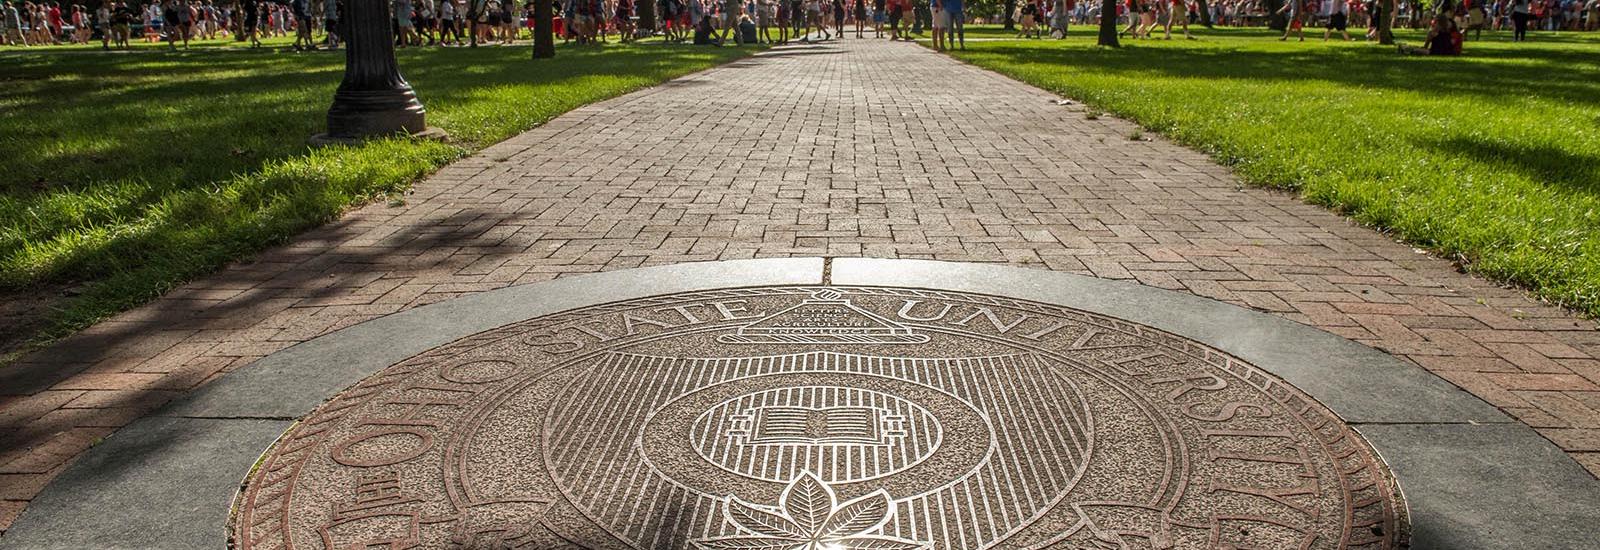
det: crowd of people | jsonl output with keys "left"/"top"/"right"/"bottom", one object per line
{"left": 0, "top": 0, "right": 332, "bottom": 48}
{"left": 2, "top": 0, "right": 1594, "bottom": 48}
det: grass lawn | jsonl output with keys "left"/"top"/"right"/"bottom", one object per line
{"left": 936, "top": 25, "right": 1600, "bottom": 316}
{"left": 0, "top": 37, "right": 757, "bottom": 355}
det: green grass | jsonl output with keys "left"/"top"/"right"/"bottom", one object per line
{"left": 0, "top": 38, "right": 757, "bottom": 345}
{"left": 937, "top": 25, "right": 1600, "bottom": 316}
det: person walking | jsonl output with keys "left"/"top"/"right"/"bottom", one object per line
{"left": 239, "top": 0, "right": 258, "bottom": 45}
{"left": 322, "top": 0, "right": 339, "bottom": 47}
{"left": 851, "top": 0, "right": 863, "bottom": 35}
{"left": 96, "top": 1, "right": 111, "bottom": 47}
{"left": 1509, "top": 0, "right": 1530, "bottom": 39}
{"left": 1163, "top": 0, "right": 1191, "bottom": 38}
{"left": 112, "top": 0, "right": 133, "bottom": 45}
{"left": 291, "top": 0, "right": 314, "bottom": 49}
{"left": 886, "top": 0, "right": 903, "bottom": 37}
{"left": 870, "top": 0, "right": 882, "bottom": 34}
{"left": 1323, "top": 0, "right": 1350, "bottom": 39}
{"left": 395, "top": 0, "right": 417, "bottom": 46}
{"left": 1278, "top": 0, "right": 1305, "bottom": 41}
{"left": 2, "top": 1, "right": 27, "bottom": 45}
{"left": 829, "top": 0, "right": 843, "bottom": 36}
{"left": 941, "top": 0, "right": 960, "bottom": 46}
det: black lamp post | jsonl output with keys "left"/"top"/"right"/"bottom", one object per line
{"left": 313, "top": 0, "right": 444, "bottom": 144}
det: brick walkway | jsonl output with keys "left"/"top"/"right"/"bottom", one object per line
{"left": 3, "top": 39, "right": 1599, "bottom": 534}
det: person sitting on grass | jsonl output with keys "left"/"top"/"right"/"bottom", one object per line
{"left": 693, "top": 6, "right": 719, "bottom": 42}
{"left": 1400, "top": 11, "right": 1461, "bottom": 54}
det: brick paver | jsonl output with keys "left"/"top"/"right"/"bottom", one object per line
{"left": 3, "top": 39, "right": 1599, "bottom": 534}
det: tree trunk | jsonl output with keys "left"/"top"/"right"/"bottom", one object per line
{"left": 533, "top": 0, "right": 554, "bottom": 58}
{"left": 1266, "top": 0, "right": 1286, "bottom": 30}
{"left": 1097, "top": 0, "right": 1119, "bottom": 46}
{"left": 1196, "top": 0, "right": 1213, "bottom": 27}
{"left": 1377, "top": 0, "right": 1394, "bottom": 43}
{"left": 639, "top": 0, "right": 657, "bottom": 31}
{"left": 1004, "top": 0, "right": 1017, "bottom": 29}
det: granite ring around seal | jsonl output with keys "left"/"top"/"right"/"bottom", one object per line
{"left": 11, "top": 258, "right": 1599, "bottom": 550}
{"left": 232, "top": 285, "right": 1407, "bottom": 549}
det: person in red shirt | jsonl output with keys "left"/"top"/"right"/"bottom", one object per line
{"left": 886, "top": 0, "right": 906, "bottom": 39}
{"left": 47, "top": 1, "right": 63, "bottom": 41}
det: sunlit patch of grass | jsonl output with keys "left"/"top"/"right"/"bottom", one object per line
{"left": 0, "top": 41, "right": 758, "bottom": 342}
{"left": 943, "top": 26, "right": 1600, "bottom": 316}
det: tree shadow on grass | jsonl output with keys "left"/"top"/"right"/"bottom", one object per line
{"left": 0, "top": 43, "right": 743, "bottom": 294}
{"left": 1420, "top": 134, "right": 1600, "bottom": 194}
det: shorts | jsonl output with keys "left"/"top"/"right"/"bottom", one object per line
{"left": 933, "top": 10, "right": 949, "bottom": 27}
{"left": 1170, "top": 2, "right": 1186, "bottom": 17}
{"left": 324, "top": 18, "right": 337, "bottom": 31}
{"left": 1328, "top": 12, "right": 1346, "bottom": 30}
{"left": 873, "top": 9, "right": 883, "bottom": 22}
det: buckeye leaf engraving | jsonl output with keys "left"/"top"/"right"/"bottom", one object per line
{"left": 819, "top": 490, "right": 893, "bottom": 539}
{"left": 693, "top": 536, "right": 809, "bottom": 550}
{"left": 727, "top": 497, "right": 807, "bottom": 538}
{"left": 781, "top": 472, "right": 834, "bottom": 533}
{"left": 697, "top": 473, "right": 929, "bottom": 550}
{"left": 828, "top": 536, "right": 930, "bottom": 549}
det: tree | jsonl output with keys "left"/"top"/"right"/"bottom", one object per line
{"left": 1266, "top": 0, "right": 1286, "bottom": 30}
{"left": 1003, "top": 0, "right": 1017, "bottom": 29}
{"left": 1097, "top": 0, "right": 1119, "bottom": 46}
{"left": 533, "top": 0, "right": 555, "bottom": 58}
{"left": 1376, "top": 0, "right": 1396, "bottom": 43}
{"left": 1196, "top": 0, "right": 1213, "bottom": 27}
{"left": 639, "top": 0, "right": 657, "bottom": 32}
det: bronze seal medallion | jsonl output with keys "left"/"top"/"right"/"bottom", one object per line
{"left": 233, "top": 287, "right": 1406, "bottom": 549}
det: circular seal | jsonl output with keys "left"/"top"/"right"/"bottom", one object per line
{"left": 233, "top": 287, "right": 1407, "bottom": 549}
